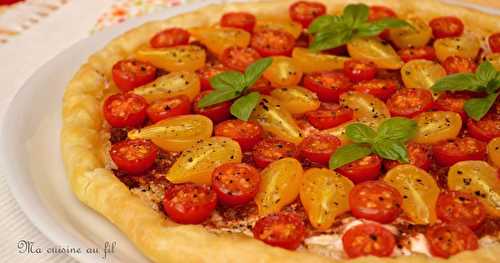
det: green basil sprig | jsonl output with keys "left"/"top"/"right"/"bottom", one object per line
{"left": 431, "top": 60, "right": 500, "bottom": 121}
{"left": 198, "top": 58, "right": 272, "bottom": 121}
{"left": 308, "top": 3, "right": 410, "bottom": 52}
{"left": 329, "top": 117, "right": 417, "bottom": 169}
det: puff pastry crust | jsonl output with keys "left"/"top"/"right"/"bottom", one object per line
{"left": 61, "top": 0, "right": 500, "bottom": 262}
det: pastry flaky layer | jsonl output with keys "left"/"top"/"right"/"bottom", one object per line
{"left": 61, "top": 0, "right": 500, "bottom": 262}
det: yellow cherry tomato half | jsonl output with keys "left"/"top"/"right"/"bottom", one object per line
{"left": 412, "top": 111, "right": 462, "bottom": 144}
{"left": 255, "top": 19, "right": 303, "bottom": 38}
{"left": 434, "top": 34, "right": 481, "bottom": 62}
{"left": 292, "top": 47, "right": 349, "bottom": 73}
{"left": 487, "top": 137, "right": 500, "bottom": 168}
{"left": 189, "top": 27, "right": 250, "bottom": 56}
{"left": 135, "top": 45, "right": 206, "bottom": 72}
{"left": 347, "top": 37, "right": 403, "bottom": 69}
{"left": 340, "top": 91, "right": 390, "bottom": 121}
{"left": 389, "top": 17, "right": 432, "bottom": 49}
{"left": 270, "top": 86, "right": 320, "bottom": 115}
{"left": 401, "top": 59, "right": 446, "bottom": 91}
{"left": 132, "top": 71, "right": 200, "bottom": 103}
{"left": 263, "top": 56, "right": 303, "bottom": 88}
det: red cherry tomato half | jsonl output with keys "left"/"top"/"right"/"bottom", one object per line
{"left": 387, "top": 88, "right": 434, "bottom": 117}
{"left": 112, "top": 59, "right": 157, "bottom": 92}
{"left": 342, "top": 223, "right": 396, "bottom": 258}
{"left": 251, "top": 29, "right": 296, "bottom": 57}
{"left": 432, "top": 137, "right": 487, "bottom": 167}
{"left": 212, "top": 163, "right": 261, "bottom": 206}
{"left": 383, "top": 143, "right": 432, "bottom": 171}
{"left": 253, "top": 213, "right": 305, "bottom": 250}
{"left": 488, "top": 32, "right": 500, "bottom": 53}
{"left": 146, "top": 95, "right": 191, "bottom": 123}
{"left": 289, "top": 1, "right": 327, "bottom": 28}
{"left": 252, "top": 139, "right": 298, "bottom": 168}
{"left": 436, "top": 191, "right": 487, "bottom": 230}
{"left": 467, "top": 113, "right": 500, "bottom": 142}
{"left": 197, "top": 63, "right": 229, "bottom": 91}
{"left": 368, "top": 6, "right": 397, "bottom": 40}
{"left": 443, "top": 56, "right": 477, "bottom": 74}
{"left": 398, "top": 47, "right": 437, "bottom": 63}
{"left": 429, "top": 16, "right": 464, "bottom": 39}
{"left": 353, "top": 79, "right": 398, "bottom": 101}
{"left": 299, "top": 134, "right": 341, "bottom": 165}
{"left": 103, "top": 93, "right": 148, "bottom": 128}
{"left": 336, "top": 155, "right": 382, "bottom": 184}
{"left": 162, "top": 183, "right": 217, "bottom": 224}
{"left": 249, "top": 78, "right": 274, "bottom": 95}
{"left": 110, "top": 139, "right": 158, "bottom": 174}
{"left": 214, "top": 120, "right": 263, "bottom": 151}
{"left": 349, "top": 181, "right": 402, "bottom": 223}
{"left": 193, "top": 91, "right": 232, "bottom": 124}
{"left": 221, "top": 46, "right": 261, "bottom": 72}
{"left": 220, "top": 12, "right": 256, "bottom": 32}
{"left": 150, "top": 28, "right": 190, "bottom": 48}
{"left": 303, "top": 71, "right": 353, "bottom": 102}
{"left": 305, "top": 103, "right": 354, "bottom": 130}
{"left": 426, "top": 223, "right": 478, "bottom": 258}
{"left": 434, "top": 91, "right": 472, "bottom": 120}
{"left": 343, "top": 60, "right": 378, "bottom": 83}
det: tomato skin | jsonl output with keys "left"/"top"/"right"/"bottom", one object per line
{"left": 289, "top": 1, "right": 326, "bottom": 28}
{"left": 413, "top": 111, "right": 463, "bottom": 144}
{"left": 343, "top": 60, "right": 377, "bottom": 83}
{"left": 349, "top": 181, "right": 402, "bottom": 224}
{"left": 212, "top": 163, "right": 260, "bottom": 206}
{"left": 220, "top": 46, "right": 261, "bottom": 72}
{"left": 197, "top": 63, "right": 228, "bottom": 91}
{"left": 342, "top": 223, "right": 396, "bottom": 258}
{"left": 383, "top": 143, "right": 432, "bottom": 171}
{"left": 436, "top": 191, "right": 486, "bottom": 230}
{"left": 398, "top": 47, "right": 436, "bottom": 63}
{"left": 220, "top": 12, "right": 256, "bottom": 32}
{"left": 252, "top": 139, "right": 298, "bottom": 168}
{"left": 303, "top": 71, "right": 353, "bottom": 102}
{"left": 150, "top": 28, "right": 190, "bottom": 48}
{"left": 443, "top": 56, "right": 477, "bottom": 74}
{"left": 110, "top": 139, "right": 158, "bottom": 174}
{"left": 193, "top": 91, "right": 232, "bottom": 124}
{"left": 103, "top": 93, "right": 148, "bottom": 128}
{"left": 146, "top": 95, "right": 191, "bottom": 123}
{"left": 336, "top": 155, "right": 382, "bottom": 184}
{"left": 467, "top": 114, "right": 500, "bottom": 142}
{"left": 253, "top": 213, "right": 305, "bottom": 250}
{"left": 251, "top": 29, "right": 296, "bottom": 57}
{"left": 263, "top": 56, "right": 303, "bottom": 88}
{"left": 162, "top": 183, "right": 217, "bottom": 224}
{"left": 353, "top": 79, "right": 397, "bottom": 101}
{"left": 305, "top": 103, "right": 353, "bottom": 130}
{"left": 299, "top": 134, "right": 341, "bottom": 165}
{"left": 429, "top": 16, "right": 464, "bottom": 39}
{"left": 214, "top": 120, "right": 263, "bottom": 151}
{"left": 488, "top": 32, "right": 500, "bottom": 53}
{"left": 112, "top": 60, "right": 157, "bottom": 92}
{"left": 434, "top": 91, "right": 472, "bottom": 120}
{"left": 433, "top": 137, "right": 487, "bottom": 167}
{"left": 426, "top": 223, "right": 478, "bottom": 258}
{"left": 387, "top": 88, "right": 434, "bottom": 118}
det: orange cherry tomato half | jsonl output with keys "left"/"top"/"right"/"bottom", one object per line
{"left": 387, "top": 88, "right": 434, "bottom": 117}
{"left": 220, "top": 12, "right": 256, "bottom": 32}
{"left": 150, "top": 28, "right": 190, "bottom": 48}
{"left": 443, "top": 56, "right": 477, "bottom": 74}
{"left": 103, "top": 93, "right": 148, "bottom": 128}
{"left": 196, "top": 62, "right": 228, "bottom": 91}
{"left": 252, "top": 139, "right": 298, "bottom": 168}
{"left": 220, "top": 46, "right": 261, "bottom": 72}
{"left": 193, "top": 91, "right": 232, "bottom": 123}
{"left": 432, "top": 137, "right": 487, "bottom": 167}
{"left": 436, "top": 191, "right": 487, "bottom": 230}
{"left": 488, "top": 32, "right": 500, "bottom": 53}
{"left": 214, "top": 120, "right": 263, "bottom": 151}
{"left": 299, "top": 133, "right": 341, "bottom": 165}
{"left": 146, "top": 95, "right": 191, "bottom": 123}
{"left": 112, "top": 59, "right": 157, "bottom": 92}
{"left": 212, "top": 163, "right": 261, "bottom": 206}
{"left": 343, "top": 59, "right": 378, "bottom": 83}
{"left": 342, "top": 223, "right": 396, "bottom": 258}
{"left": 426, "top": 223, "right": 478, "bottom": 258}
{"left": 353, "top": 79, "right": 398, "bottom": 101}
{"left": 251, "top": 29, "right": 296, "bottom": 57}
{"left": 398, "top": 46, "right": 436, "bottom": 63}
{"left": 336, "top": 155, "right": 382, "bottom": 184}
{"left": 303, "top": 71, "right": 353, "bottom": 102}
{"left": 349, "top": 181, "right": 402, "bottom": 224}
{"left": 110, "top": 139, "right": 158, "bottom": 174}
{"left": 434, "top": 91, "right": 472, "bottom": 120}
{"left": 383, "top": 143, "right": 432, "bottom": 171}
{"left": 305, "top": 103, "right": 353, "bottom": 130}
{"left": 289, "top": 1, "right": 327, "bottom": 28}
{"left": 253, "top": 212, "right": 305, "bottom": 250}
{"left": 162, "top": 183, "right": 217, "bottom": 224}
{"left": 429, "top": 16, "right": 464, "bottom": 39}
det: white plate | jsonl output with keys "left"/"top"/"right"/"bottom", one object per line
{"left": 1, "top": 1, "right": 498, "bottom": 263}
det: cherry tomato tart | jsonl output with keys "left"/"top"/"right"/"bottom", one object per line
{"left": 110, "top": 139, "right": 158, "bottom": 174}
{"left": 214, "top": 120, "right": 263, "bottom": 151}
{"left": 252, "top": 139, "right": 298, "bottom": 168}
{"left": 253, "top": 213, "right": 305, "bottom": 250}
{"left": 162, "top": 183, "right": 217, "bottom": 224}
{"left": 112, "top": 59, "right": 157, "bottom": 92}
{"left": 103, "top": 93, "right": 148, "bottom": 128}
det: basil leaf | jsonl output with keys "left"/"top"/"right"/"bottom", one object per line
{"left": 476, "top": 60, "right": 497, "bottom": 83}
{"left": 346, "top": 123, "right": 376, "bottom": 143}
{"left": 244, "top": 57, "right": 273, "bottom": 88}
{"left": 431, "top": 73, "right": 480, "bottom": 92}
{"left": 309, "top": 29, "right": 353, "bottom": 51}
{"left": 355, "top": 18, "right": 410, "bottom": 37}
{"left": 486, "top": 78, "right": 500, "bottom": 94}
{"left": 197, "top": 89, "right": 240, "bottom": 108}
{"left": 464, "top": 92, "right": 500, "bottom": 121}
{"left": 309, "top": 15, "right": 342, "bottom": 33}
{"left": 373, "top": 139, "right": 409, "bottom": 163}
{"left": 230, "top": 92, "right": 261, "bottom": 121}
{"left": 377, "top": 117, "right": 417, "bottom": 142}
{"left": 329, "top": 143, "right": 372, "bottom": 170}
{"left": 342, "top": 3, "right": 369, "bottom": 28}
{"left": 210, "top": 71, "right": 246, "bottom": 91}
